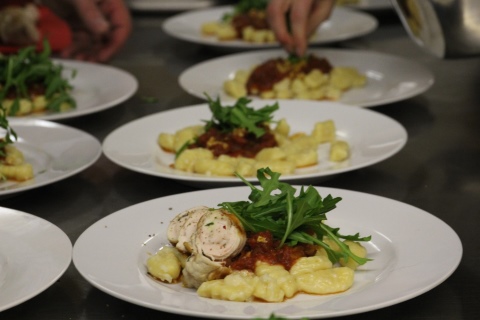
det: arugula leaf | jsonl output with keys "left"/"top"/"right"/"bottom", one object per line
{"left": 0, "top": 39, "right": 76, "bottom": 115}
{"left": 204, "top": 95, "right": 278, "bottom": 138}
{"left": 0, "top": 108, "right": 17, "bottom": 157}
{"left": 217, "top": 167, "right": 372, "bottom": 266}
{"left": 233, "top": 0, "right": 269, "bottom": 13}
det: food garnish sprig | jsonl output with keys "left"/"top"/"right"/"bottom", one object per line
{"left": 218, "top": 167, "right": 372, "bottom": 265}
{"left": 222, "top": 0, "right": 269, "bottom": 21}
{"left": 176, "top": 96, "right": 279, "bottom": 159}
{"left": 0, "top": 107, "right": 16, "bottom": 157}
{"left": 0, "top": 40, "right": 76, "bottom": 115}
{"left": 204, "top": 95, "right": 278, "bottom": 138}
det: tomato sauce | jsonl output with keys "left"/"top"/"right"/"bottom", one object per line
{"left": 246, "top": 55, "right": 334, "bottom": 95}
{"left": 227, "top": 230, "right": 317, "bottom": 272}
{"left": 4, "top": 83, "right": 46, "bottom": 99}
{"left": 246, "top": 59, "right": 287, "bottom": 93}
{"left": 188, "top": 126, "right": 277, "bottom": 158}
{"left": 231, "top": 10, "right": 269, "bottom": 38}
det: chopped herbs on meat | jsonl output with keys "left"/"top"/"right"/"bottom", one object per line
{"left": 218, "top": 167, "right": 372, "bottom": 266}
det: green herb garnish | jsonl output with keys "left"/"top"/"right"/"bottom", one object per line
{"left": 287, "top": 53, "right": 306, "bottom": 64}
{"left": 222, "top": 0, "right": 269, "bottom": 21}
{"left": 0, "top": 108, "right": 17, "bottom": 157}
{"left": 205, "top": 95, "right": 278, "bottom": 138}
{"left": 218, "top": 167, "right": 372, "bottom": 266}
{"left": 0, "top": 40, "right": 76, "bottom": 115}
{"left": 234, "top": 0, "right": 269, "bottom": 13}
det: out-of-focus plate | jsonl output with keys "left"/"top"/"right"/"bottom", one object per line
{"left": 163, "top": 6, "right": 378, "bottom": 48}
{"left": 0, "top": 119, "right": 102, "bottom": 196}
{"left": 102, "top": 100, "right": 407, "bottom": 188}
{"left": 337, "top": 0, "right": 393, "bottom": 11}
{"left": 179, "top": 48, "right": 434, "bottom": 108}
{"left": 73, "top": 186, "right": 462, "bottom": 318}
{"left": 0, "top": 208, "right": 72, "bottom": 311}
{"left": 127, "top": 0, "right": 216, "bottom": 11}
{"left": 9, "top": 59, "right": 138, "bottom": 121}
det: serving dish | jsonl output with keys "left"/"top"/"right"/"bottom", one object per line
{"left": 163, "top": 6, "right": 378, "bottom": 48}
{"left": 8, "top": 59, "right": 138, "bottom": 121}
{"left": 0, "top": 119, "right": 102, "bottom": 196}
{"left": 179, "top": 48, "right": 434, "bottom": 107}
{"left": 0, "top": 208, "right": 72, "bottom": 311}
{"left": 73, "top": 186, "right": 462, "bottom": 318}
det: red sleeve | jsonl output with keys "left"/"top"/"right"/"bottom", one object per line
{"left": 0, "top": 5, "right": 72, "bottom": 54}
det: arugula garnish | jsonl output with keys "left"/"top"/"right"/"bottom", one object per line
{"left": 0, "top": 40, "right": 76, "bottom": 115}
{"left": 205, "top": 95, "right": 278, "bottom": 138}
{"left": 234, "top": 0, "right": 269, "bottom": 13}
{"left": 0, "top": 108, "right": 17, "bottom": 157}
{"left": 287, "top": 53, "right": 306, "bottom": 64}
{"left": 218, "top": 168, "right": 372, "bottom": 266}
{"left": 222, "top": 0, "right": 269, "bottom": 21}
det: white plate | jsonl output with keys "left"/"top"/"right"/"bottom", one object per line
{"left": 0, "top": 119, "right": 102, "bottom": 196}
{"left": 179, "top": 48, "right": 435, "bottom": 108}
{"left": 73, "top": 186, "right": 462, "bottom": 319}
{"left": 102, "top": 100, "right": 407, "bottom": 187}
{"left": 10, "top": 59, "right": 138, "bottom": 121}
{"left": 127, "top": 0, "right": 216, "bottom": 11}
{"left": 162, "top": 6, "right": 378, "bottom": 48}
{"left": 338, "top": 0, "right": 393, "bottom": 11}
{"left": 0, "top": 207, "right": 72, "bottom": 312}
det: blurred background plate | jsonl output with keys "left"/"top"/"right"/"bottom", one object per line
{"left": 0, "top": 119, "right": 101, "bottom": 196}
{"left": 8, "top": 59, "right": 138, "bottom": 121}
{"left": 163, "top": 6, "right": 378, "bottom": 48}
{"left": 337, "top": 0, "right": 393, "bottom": 11}
{"left": 179, "top": 48, "right": 434, "bottom": 107}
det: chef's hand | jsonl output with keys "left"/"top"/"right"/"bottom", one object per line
{"left": 267, "top": 0, "right": 335, "bottom": 56}
{"left": 59, "top": 0, "right": 132, "bottom": 62}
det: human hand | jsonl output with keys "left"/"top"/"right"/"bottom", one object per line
{"left": 58, "top": 0, "right": 132, "bottom": 62}
{"left": 267, "top": 0, "right": 335, "bottom": 57}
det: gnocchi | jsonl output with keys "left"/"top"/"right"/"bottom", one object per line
{"left": 149, "top": 242, "right": 365, "bottom": 302}
{"left": 159, "top": 118, "right": 351, "bottom": 177}
{"left": 224, "top": 59, "right": 366, "bottom": 102}
{"left": 0, "top": 144, "right": 34, "bottom": 181}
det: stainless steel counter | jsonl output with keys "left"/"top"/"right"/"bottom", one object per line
{"left": 1, "top": 7, "right": 479, "bottom": 320}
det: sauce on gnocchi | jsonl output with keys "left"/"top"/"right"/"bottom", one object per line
{"left": 201, "top": 1, "right": 276, "bottom": 44}
{"left": 146, "top": 169, "right": 371, "bottom": 303}
{"left": 224, "top": 54, "right": 367, "bottom": 101}
{"left": 158, "top": 98, "right": 351, "bottom": 177}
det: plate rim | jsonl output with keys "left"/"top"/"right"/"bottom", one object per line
{"left": 162, "top": 5, "right": 378, "bottom": 48}
{"left": 0, "top": 207, "right": 72, "bottom": 312}
{"left": 72, "top": 185, "right": 463, "bottom": 319}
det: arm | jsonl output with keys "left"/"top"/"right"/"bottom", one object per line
{"left": 267, "top": 0, "right": 335, "bottom": 56}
